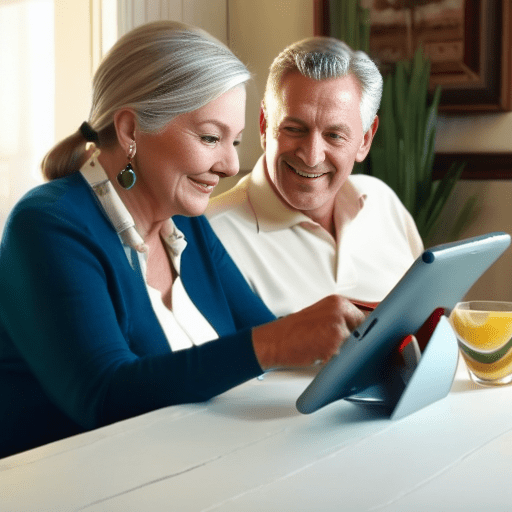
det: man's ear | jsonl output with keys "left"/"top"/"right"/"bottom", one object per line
{"left": 259, "top": 101, "right": 267, "bottom": 151}
{"left": 355, "top": 115, "right": 379, "bottom": 162}
{"left": 113, "top": 109, "right": 137, "bottom": 152}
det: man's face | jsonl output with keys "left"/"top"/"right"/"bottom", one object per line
{"left": 262, "top": 72, "right": 377, "bottom": 224}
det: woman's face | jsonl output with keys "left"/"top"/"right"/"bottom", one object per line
{"left": 133, "top": 86, "right": 246, "bottom": 219}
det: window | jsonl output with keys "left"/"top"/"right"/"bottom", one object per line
{"left": 0, "top": 0, "right": 54, "bottom": 232}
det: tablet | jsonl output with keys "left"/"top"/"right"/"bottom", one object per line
{"left": 296, "top": 232, "right": 511, "bottom": 414}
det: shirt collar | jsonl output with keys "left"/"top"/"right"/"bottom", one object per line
{"left": 247, "top": 155, "right": 367, "bottom": 234}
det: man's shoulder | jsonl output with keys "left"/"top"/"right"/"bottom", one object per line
{"left": 348, "top": 174, "right": 406, "bottom": 206}
{"left": 349, "top": 173, "right": 397, "bottom": 195}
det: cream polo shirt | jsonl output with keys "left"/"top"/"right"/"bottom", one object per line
{"left": 207, "top": 156, "right": 424, "bottom": 318}
{"left": 80, "top": 151, "right": 218, "bottom": 352}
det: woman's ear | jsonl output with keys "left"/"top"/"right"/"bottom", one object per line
{"left": 113, "top": 109, "right": 137, "bottom": 152}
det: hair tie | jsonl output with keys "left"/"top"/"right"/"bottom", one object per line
{"left": 79, "top": 121, "right": 100, "bottom": 144}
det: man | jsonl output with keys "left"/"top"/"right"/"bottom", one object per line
{"left": 207, "top": 37, "right": 423, "bottom": 318}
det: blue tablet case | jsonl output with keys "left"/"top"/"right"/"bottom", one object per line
{"left": 296, "top": 232, "right": 511, "bottom": 418}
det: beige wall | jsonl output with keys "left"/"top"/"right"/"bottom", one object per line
{"left": 54, "top": 0, "right": 92, "bottom": 142}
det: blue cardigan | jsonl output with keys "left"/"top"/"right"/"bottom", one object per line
{"left": 0, "top": 173, "right": 275, "bottom": 457}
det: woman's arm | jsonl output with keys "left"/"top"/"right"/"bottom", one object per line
{"left": 0, "top": 195, "right": 264, "bottom": 431}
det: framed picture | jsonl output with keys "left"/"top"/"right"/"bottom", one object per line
{"left": 315, "top": 0, "right": 512, "bottom": 112}
{"left": 433, "top": 152, "right": 512, "bottom": 180}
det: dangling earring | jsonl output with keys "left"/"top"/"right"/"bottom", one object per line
{"left": 117, "top": 141, "right": 137, "bottom": 190}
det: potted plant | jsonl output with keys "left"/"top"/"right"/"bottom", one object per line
{"left": 368, "top": 48, "right": 466, "bottom": 241}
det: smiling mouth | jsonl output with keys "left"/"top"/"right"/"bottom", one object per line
{"left": 285, "top": 161, "right": 325, "bottom": 178}
{"left": 189, "top": 177, "right": 216, "bottom": 192}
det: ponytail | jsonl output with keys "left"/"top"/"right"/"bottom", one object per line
{"left": 41, "top": 130, "right": 89, "bottom": 181}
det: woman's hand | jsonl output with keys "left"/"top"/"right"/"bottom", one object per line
{"left": 252, "top": 295, "right": 366, "bottom": 370}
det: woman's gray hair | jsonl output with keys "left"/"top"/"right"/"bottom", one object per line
{"left": 91, "top": 21, "right": 250, "bottom": 133}
{"left": 43, "top": 20, "right": 251, "bottom": 180}
{"left": 264, "top": 37, "right": 382, "bottom": 133}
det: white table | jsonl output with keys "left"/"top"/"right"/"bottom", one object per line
{"left": 2, "top": 358, "right": 512, "bottom": 512}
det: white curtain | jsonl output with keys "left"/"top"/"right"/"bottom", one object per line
{"left": 0, "top": 0, "right": 54, "bottom": 233}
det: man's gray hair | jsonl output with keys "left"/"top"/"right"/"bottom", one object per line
{"left": 264, "top": 37, "right": 383, "bottom": 132}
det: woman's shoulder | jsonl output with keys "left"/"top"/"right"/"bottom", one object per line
{"left": 10, "top": 173, "right": 92, "bottom": 216}
{"left": 4, "top": 173, "right": 101, "bottom": 236}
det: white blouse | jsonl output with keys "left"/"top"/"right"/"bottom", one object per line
{"left": 80, "top": 151, "right": 219, "bottom": 352}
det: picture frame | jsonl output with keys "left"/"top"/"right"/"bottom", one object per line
{"left": 315, "top": 0, "right": 512, "bottom": 112}
{"left": 433, "top": 152, "right": 512, "bottom": 180}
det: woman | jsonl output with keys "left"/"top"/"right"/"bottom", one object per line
{"left": 0, "top": 21, "right": 364, "bottom": 458}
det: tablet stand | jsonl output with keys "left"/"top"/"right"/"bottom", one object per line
{"left": 344, "top": 314, "right": 459, "bottom": 420}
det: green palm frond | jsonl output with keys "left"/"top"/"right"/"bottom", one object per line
{"left": 369, "top": 48, "right": 467, "bottom": 241}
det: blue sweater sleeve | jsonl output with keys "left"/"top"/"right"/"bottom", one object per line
{"left": 0, "top": 179, "right": 275, "bottom": 453}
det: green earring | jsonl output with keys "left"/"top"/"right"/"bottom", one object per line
{"left": 117, "top": 141, "right": 136, "bottom": 190}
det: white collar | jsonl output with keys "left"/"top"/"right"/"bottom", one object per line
{"left": 247, "top": 155, "right": 367, "bottom": 236}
